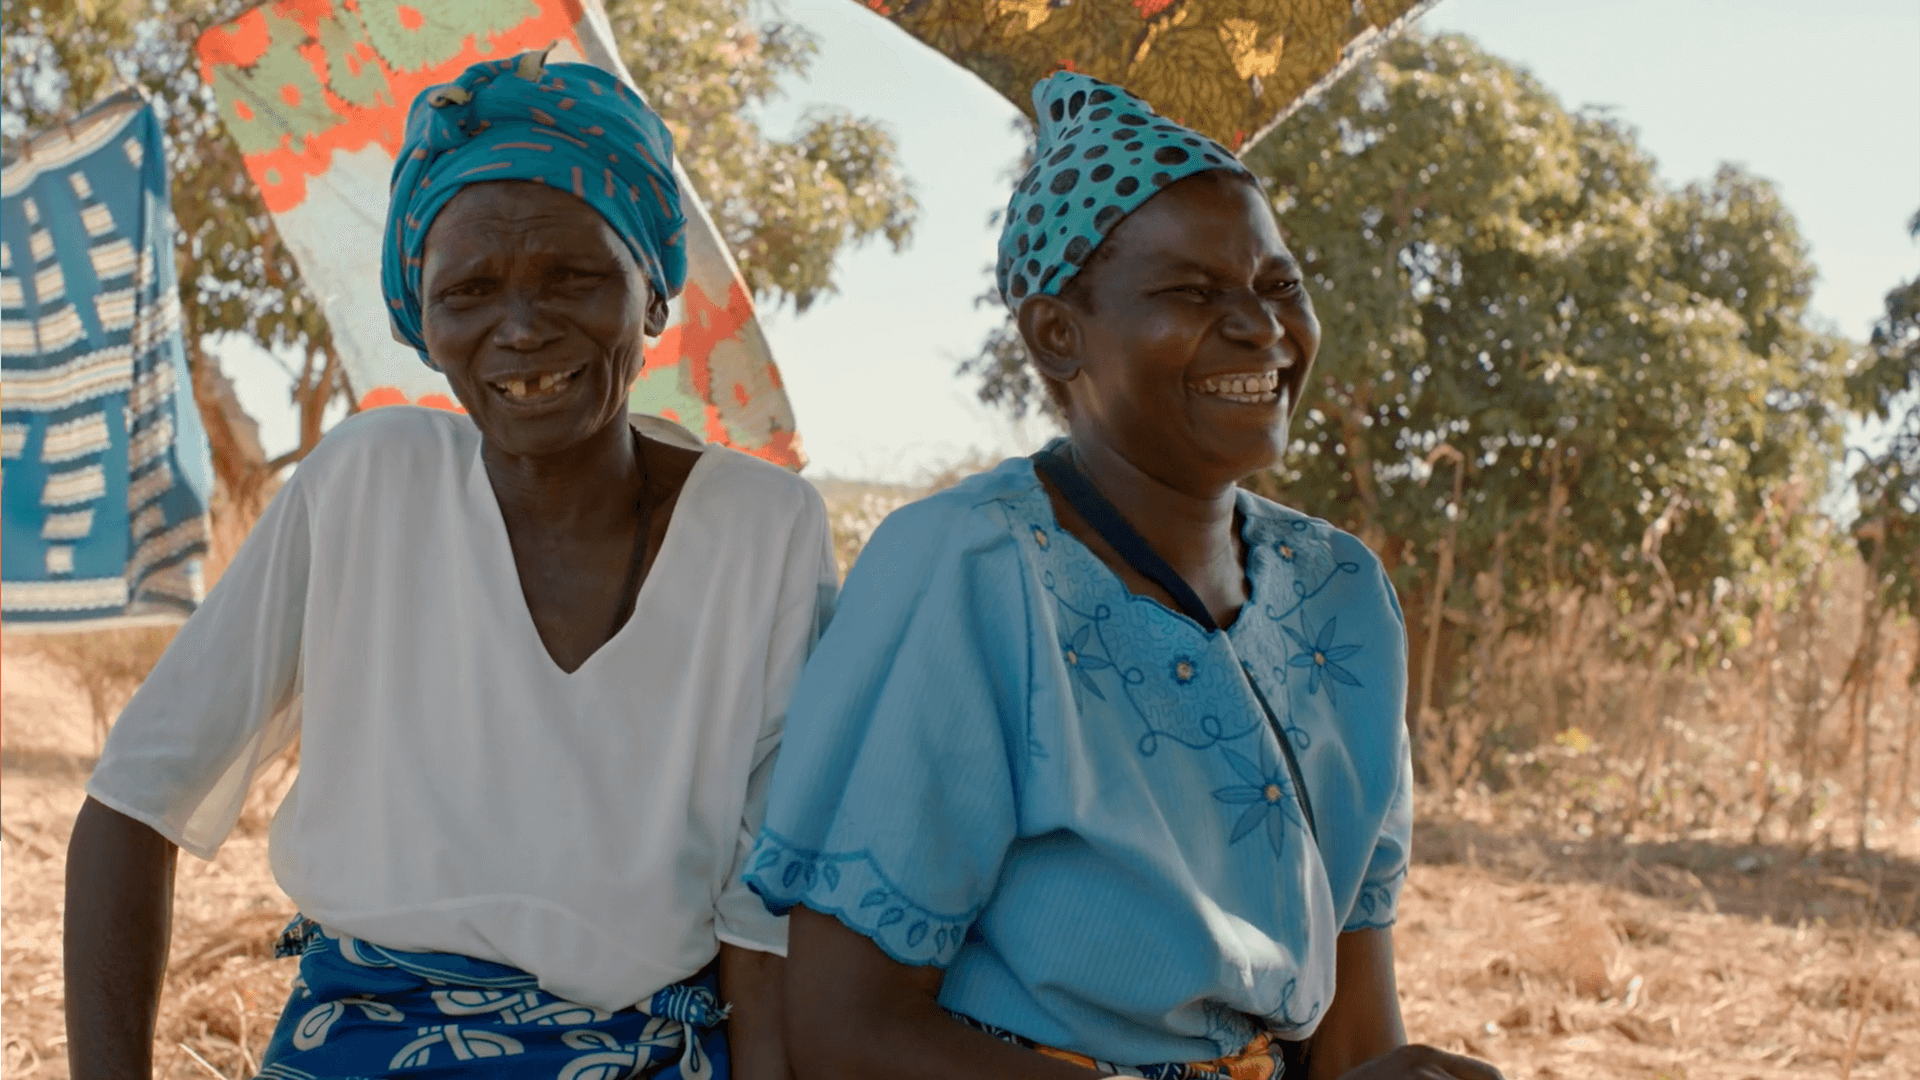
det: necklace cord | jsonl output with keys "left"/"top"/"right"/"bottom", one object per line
{"left": 1029, "top": 442, "right": 1319, "bottom": 844}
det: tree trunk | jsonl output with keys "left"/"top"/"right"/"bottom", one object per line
{"left": 183, "top": 326, "right": 271, "bottom": 518}
{"left": 1414, "top": 445, "right": 1465, "bottom": 779}
{"left": 1853, "top": 532, "right": 1888, "bottom": 852}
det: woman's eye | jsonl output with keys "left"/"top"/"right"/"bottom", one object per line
{"left": 1263, "top": 280, "right": 1303, "bottom": 298}
{"left": 439, "top": 281, "right": 491, "bottom": 301}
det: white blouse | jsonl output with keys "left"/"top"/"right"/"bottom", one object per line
{"left": 88, "top": 407, "right": 837, "bottom": 1011}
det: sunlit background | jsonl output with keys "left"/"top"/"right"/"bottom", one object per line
{"left": 212, "top": 0, "right": 1920, "bottom": 483}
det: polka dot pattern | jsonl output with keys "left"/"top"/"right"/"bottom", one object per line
{"left": 996, "top": 72, "right": 1249, "bottom": 308}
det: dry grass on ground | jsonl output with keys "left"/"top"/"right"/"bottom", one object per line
{"left": 5, "top": 637, "right": 1917, "bottom": 1079}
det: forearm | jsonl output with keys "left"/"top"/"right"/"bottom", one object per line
{"left": 792, "top": 1000, "right": 1098, "bottom": 1080}
{"left": 785, "top": 909, "right": 1093, "bottom": 1080}
{"left": 1307, "top": 928, "right": 1408, "bottom": 1080}
{"left": 1309, "top": 1017, "right": 1409, "bottom": 1080}
{"left": 719, "top": 943, "right": 792, "bottom": 1080}
{"left": 65, "top": 797, "right": 178, "bottom": 1080}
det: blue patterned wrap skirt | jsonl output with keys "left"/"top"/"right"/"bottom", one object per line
{"left": 257, "top": 918, "right": 729, "bottom": 1079}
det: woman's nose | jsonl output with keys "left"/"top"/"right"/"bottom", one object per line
{"left": 1220, "top": 289, "right": 1283, "bottom": 350}
{"left": 491, "top": 290, "right": 562, "bottom": 352}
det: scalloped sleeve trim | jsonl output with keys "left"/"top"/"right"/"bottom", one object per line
{"left": 1341, "top": 866, "right": 1406, "bottom": 932}
{"left": 744, "top": 830, "right": 982, "bottom": 968}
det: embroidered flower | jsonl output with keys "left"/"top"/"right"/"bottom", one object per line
{"left": 1061, "top": 622, "right": 1112, "bottom": 700}
{"left": 1212, "top": 747, "right": 1303, "bottom": 857}
{"left": 1283, "top": 615, "right": 1363, "bottom": 703}
{"left": 1172, "top": 656, "right": 1197, "bottom": 684}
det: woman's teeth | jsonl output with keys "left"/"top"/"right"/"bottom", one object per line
{"left": 1193, "top": 369, "right": 1282, "bottom": 404}
{"left": 493, "top": 367, "right": 583, "bottom": 401}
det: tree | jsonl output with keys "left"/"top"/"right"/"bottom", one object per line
{"left": 1848, "top": 210, "right": 1920, "bottom": 622}
{"left": 608, "top": 0, "right": 917, "bottom": 314}
{"left": 1240, "top": 34, "right": 1847, "bottom": 618}
{"left": 959, "top": 32, "right": 1851, "bottom": 745}
{"left": 4, "top": 0, "right": 347, "bottom": 522}
{"left": 3, "top": 0, "right": 917, "bottom": 516}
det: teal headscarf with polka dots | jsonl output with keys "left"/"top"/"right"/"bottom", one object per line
{"left": 996, "top": 72, "right": 1252, "bottom": 309}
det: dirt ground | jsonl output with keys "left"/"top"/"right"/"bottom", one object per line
{"left": 4, "top": 638, "right": 1917, "bottom": 1079}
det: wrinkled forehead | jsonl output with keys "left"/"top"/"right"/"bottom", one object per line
{"left": 423, "top": 181, "right": 638, "bottom": 270}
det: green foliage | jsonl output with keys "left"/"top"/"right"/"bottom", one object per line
{"left": 607, "top": 0, "right": 917, "bottom": 312}
{"left": 1847, "top": 210, "right": 1920, "bottom": 620}
{"left": 963, "top": 32, "right": 1850, "bottom": 643}
{"left": 3, "top": 0, "right": 335, "bottom": 376}
{"left": 3, "top": 0, "right": 918, "bottom": 472}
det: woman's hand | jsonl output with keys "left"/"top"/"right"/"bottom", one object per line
{"left": 1332, "top": 1044, "right": 1505, "bottom": 1080}
{"left": 718, "top": 943, "right": 793, "bottom": 1080}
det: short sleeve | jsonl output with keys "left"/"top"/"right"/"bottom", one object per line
{"left": 1344, "top": 740, "right": 1411, "bottom": 932}
{"left": 714, "top": 488, "right": 839, "bottom": 956}
{"left": 744, "top": 495, "right": 1029, "bottom": 968}
{"left": 86, "top": 471, "right": 311, "bottom": 859}
{"left": 1345, "top": 554, "right": 1410, "bottom": 932}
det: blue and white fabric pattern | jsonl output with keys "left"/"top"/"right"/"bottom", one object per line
{"left": 747, "top": 452, "right": 1413, "bottom": 1066}
{"left": 0, "top": 92, "right": 212, "bottom": 628}
{"left": 259, "top": 918, "right": 729, "bottom": 1080}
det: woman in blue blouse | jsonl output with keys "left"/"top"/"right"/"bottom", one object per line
{"left": 747, "top": 73, "right": 1503, "bottom": 1080}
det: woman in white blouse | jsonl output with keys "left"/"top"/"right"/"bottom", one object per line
{"left": 63, "top": 54, "right": 830, "bottom": 1079}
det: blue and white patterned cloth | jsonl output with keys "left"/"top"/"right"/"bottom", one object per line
{"left": 0, "top": 92, "right": 212, "bottom": 628}
{"left": 259, "top": 918, "right": 729, "bottom": 1079}
{"left": 747, "top": 450, "right": 1413, "bottom": 1066}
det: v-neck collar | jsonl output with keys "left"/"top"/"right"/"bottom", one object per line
{"left": 465, "top": 430, "right": 720, "bottom": 680}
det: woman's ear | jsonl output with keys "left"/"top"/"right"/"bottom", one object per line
{"left": 1017, "top": 293, "right": 1084, "bottom": 388}
{"left": 644, "top": 291, "right": 671, "bottom": 337}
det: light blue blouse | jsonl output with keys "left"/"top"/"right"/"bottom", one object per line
{"left": 746, "top": 455, "right": 1412, "bottom": 1064}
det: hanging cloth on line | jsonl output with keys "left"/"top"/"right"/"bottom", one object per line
{"left": 1, "top": 91, "right": 213, "bottom": 629}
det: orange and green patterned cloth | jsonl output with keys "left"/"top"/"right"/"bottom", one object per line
{"left": 957, "top": 1012, "right": 1297, "bottom": 1078}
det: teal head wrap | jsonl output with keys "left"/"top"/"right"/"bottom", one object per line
{"left": 997, "top": 72, "right": 1252, "bottom": 308}
{"left": 382, "top": 51, "right": 687, "bottom": 367}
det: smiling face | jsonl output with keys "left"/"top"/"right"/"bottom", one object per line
{"left": 420, "top": 181, "right": 649, "bottom": 459}
{"left": 1024, "top": 170, "right": 1321, "bottom": 492}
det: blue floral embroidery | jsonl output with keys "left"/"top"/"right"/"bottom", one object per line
{"left": 1261, "top": 663, "right": 1315, "bottom": 752}
{"left": 745, "top": 832, "right": 979, "bottom": 966}
{"left": 1061, "top": 620, "right": 1115, "bottom": 700}
{"left": 1263, "top": 517, "right": 1363, "bottom": 624}
{"left": 1200, "top": 1001, "right": 1259, "bottom": 1054}
{"left": 1345, "top": 866, "right": 1405, "bottom": 931}
{"left": 1283, "top": 616, "right": 1364, "bottom": 703}
{"left": 1211, "top": 747, "right": 1305, "bottom": 858}
{"left": 1266, "top": 976, "right": 1324, "bottom": 1032}
{"left": 1041, "top": 574, "right": 1239, "bottom": 753}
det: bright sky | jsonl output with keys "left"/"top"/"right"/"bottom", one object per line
{"left": 230, "top": 0, "right": 1920, "bottom": 480}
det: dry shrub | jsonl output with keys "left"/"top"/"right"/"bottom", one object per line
{"left": 1420, "top": 552, "right": 1919, "bottom": 852}
{"left": 1468, "top": 893, "right": 1625, "bottom": 1000}
{"left": 21, "top": 627, "right": 176, "bottom": 752}
{"left": 149, "top": 906, "right": 296, "bottom": 1079}
{"left": 812, "top": 453, "right": 998, "bottom": 577}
